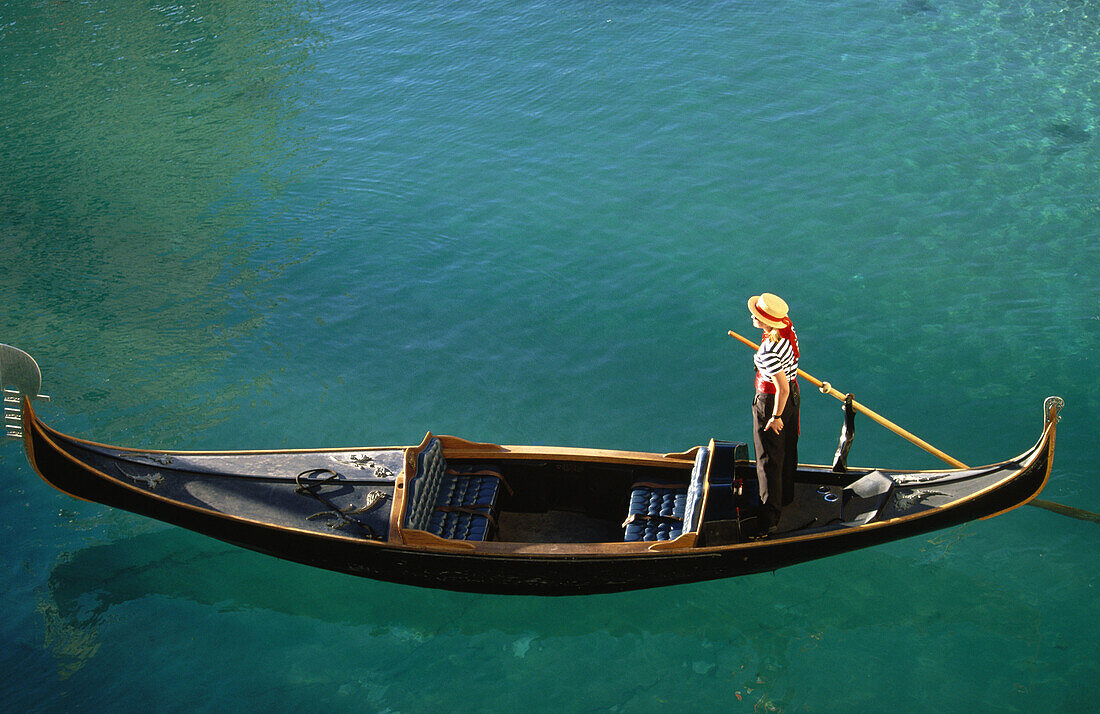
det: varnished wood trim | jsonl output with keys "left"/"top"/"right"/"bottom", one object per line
{"left": 699, "top": 439, "right": 717, "bottom": 524}
{"left": 648, "top": 533, "right": 698, "bottom": 550}
{"left": 662, "top": 445, "right": 701, "bottom": 461}
{"left": 18, "top": 395, "right": 1022, "bottom": 478}
{"left": 401, "top": 529, "right": 476, "bottom": 550}
{"left": 436, "top": 434, "right": 509, "bottom": 452}
{"left": 387, "top": 432, "right": 436, "bottom": 543}
{"left": 437, "top": 442, "right": 698, "bottom": 469}
{"left": 438, "top": 540, "right": 656, "bottom": 556}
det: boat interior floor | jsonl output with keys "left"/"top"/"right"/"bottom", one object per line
{"left": 497, "top": 509, "right": 623, "bottom": 543}
{"left": 490, "top": 480, "right": 848, "bottom": 544}
{"left": 773, "top": 481, "right": 846, "bottom": 536}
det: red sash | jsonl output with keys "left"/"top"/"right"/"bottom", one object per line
{"left": 755, "top": 371, "right": 795, "bottom": 394}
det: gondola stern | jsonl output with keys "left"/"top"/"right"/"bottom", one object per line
{"left": 978, "top": 395, "right": 1062, "bottom": 520}
{"left": 17, "top": 396, "right": 102, "bottom": 505}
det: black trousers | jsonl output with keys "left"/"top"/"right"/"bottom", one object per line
{"left": 752, "top": 380, "right": 800, "bottom": 521}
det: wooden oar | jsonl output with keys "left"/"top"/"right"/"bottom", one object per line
{"left": 1028, "top": 499, "right": 1100, "bottom": 523}
{"left": 728, "top": 329, "right": 966, "bottom": 467}
{"left": 729, "top": 329, "right": 1099, "bottom": 524}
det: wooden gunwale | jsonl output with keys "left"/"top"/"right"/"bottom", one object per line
{"left": 21, "top": 398, "right": 1056, "bottom": 560}
{"left": 17, "top": 396, "right": 1050, "bottom": 477}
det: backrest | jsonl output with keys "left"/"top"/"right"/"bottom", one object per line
{"left": 404, "top": 438, "right": 447, "bottom": 530}
{"left": 681, "top": 446, "right": 710, "bottom": 533}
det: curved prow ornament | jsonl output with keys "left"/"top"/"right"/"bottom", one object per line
{"left": 1044, "top": 396, "right": 1064, "bottom": 426}
{"left": 0, "top": 344, "right": 50, "bottom": 439}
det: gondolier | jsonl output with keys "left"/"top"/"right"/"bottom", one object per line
{"left": 748, "top": 293, "right": 800, "bottom": 532}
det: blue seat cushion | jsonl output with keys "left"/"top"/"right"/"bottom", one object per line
{"left": 623, "top": 482, "right": 687, "bottom": 542}
{"left": 428, "top": 466, "right": 506, "bottom": 541}
{"left": 428, "top": 507, "right": 493, "bottom": 541}
{"left": 441, "top": 467, "right": 506, "bottom": 508}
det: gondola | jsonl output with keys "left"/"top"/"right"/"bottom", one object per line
{"left": 3, "top": 346, "right": 1061, "bottom": 595}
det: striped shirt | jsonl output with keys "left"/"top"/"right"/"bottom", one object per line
{"left": 754, "top": 337, "right": 798, "bottom": 383}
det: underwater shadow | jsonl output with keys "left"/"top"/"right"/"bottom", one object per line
{"left": 1042, "top": 122, "right": 1092, "bottom": 155}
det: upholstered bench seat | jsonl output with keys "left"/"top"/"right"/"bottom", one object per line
{"left": 427, "top": 468, "right": 506, "bottom": 540}
{"left": 623, "top": 484, "right": 687, "bottom": 541}
{"left": 405, "top": 438, "right": 507, "bottom": 541}
{"left": 623, "top": 446, "right": 709, "bottom": 542}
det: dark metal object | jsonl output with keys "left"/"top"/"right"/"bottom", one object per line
{"left": 832, "top": 393, "right": 856, "bottom": 472}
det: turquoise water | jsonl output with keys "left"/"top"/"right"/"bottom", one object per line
{"left": 2, "top": 0, "right": 1097, "bottom": 710}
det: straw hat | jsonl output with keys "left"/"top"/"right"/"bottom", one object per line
{"left": 747, "top": 293, "right": 790, "bottom": 328}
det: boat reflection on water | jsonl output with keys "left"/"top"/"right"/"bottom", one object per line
{"left": 39, "top": 523, "right": 1040, "bottom": 680}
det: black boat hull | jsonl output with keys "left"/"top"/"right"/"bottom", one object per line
{"left": 21, "top": 399, "right": 1057, "bottom": 595}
